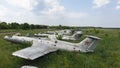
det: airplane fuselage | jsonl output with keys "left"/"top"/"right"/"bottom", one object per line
{"left": 4, "top": 34, "right": 101, "bottom": 53}
{"left": 4, "top": 35, "right": 81, "bottom": 52}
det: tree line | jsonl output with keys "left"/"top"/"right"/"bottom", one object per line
{"left": 0, "top": 21, "right": 48, "bottom": 30}
{"left": 0, "top": 21, "right": 101, "bottom": 30}
{"left": 0, "top": 21, "right": 77, "bottom": 30}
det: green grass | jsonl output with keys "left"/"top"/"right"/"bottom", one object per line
{"left": 0, "top": 29, "right": 120, "bottom": 68}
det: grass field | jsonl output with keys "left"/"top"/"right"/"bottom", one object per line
{"left": 0, "top": 29, "right": 120, "bottom": 68}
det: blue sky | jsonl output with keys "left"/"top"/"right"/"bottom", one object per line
{"left": 0, "top": 0, "right": 120, "bottom": 27}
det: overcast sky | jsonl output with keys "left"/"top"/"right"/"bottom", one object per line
{"left": 0, "top": 0, "right": 120, "bottom": 27}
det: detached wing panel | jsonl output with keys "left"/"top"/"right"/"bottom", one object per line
{"left": 12, "top": 44, "right": 57, "bottom": 60}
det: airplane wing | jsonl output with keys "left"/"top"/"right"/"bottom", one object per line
{"left": 12, "top": 41, "right": 57, "bottom": 60}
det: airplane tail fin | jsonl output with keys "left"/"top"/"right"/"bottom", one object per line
{"left": 72, "top": 31, "right": 82, "bottom": 40}
{"left": 78, "top": 35, "right": 101, "bottom": 52}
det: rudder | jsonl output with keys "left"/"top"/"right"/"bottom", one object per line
{"left": 78, "top": 35, "right": 101, "bottom": 52}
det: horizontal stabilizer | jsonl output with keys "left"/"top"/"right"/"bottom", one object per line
{"left": 85, "top": 35, "right": 101, "bottom": 40}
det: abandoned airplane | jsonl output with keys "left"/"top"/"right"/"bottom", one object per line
{"left": 4, "top": 34, "right": 101, "bottom": 60}
{"left": 61, "top": 31, "right": 82, "bottom": 40}
{"left": 34, "top": 30, "right": 82, "bottom": 40}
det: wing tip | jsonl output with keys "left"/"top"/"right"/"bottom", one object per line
{"left": 12, "top": 52, "right": 34, "bottom": 60}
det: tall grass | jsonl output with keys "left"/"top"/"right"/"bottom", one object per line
{"left": 0, "top": 29, "right": 120, "bottom": 68}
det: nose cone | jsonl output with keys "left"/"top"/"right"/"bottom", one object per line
{"left": 4, "top": 36, "right": 12, "bottom": 41}
{"left": 4, "top": 36, "right": 9, "bottom": 39}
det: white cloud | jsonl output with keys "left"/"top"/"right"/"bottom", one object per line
{"left": 116, "top": 0, "right": 120, "bottom": 10}
{"left": 40, "top": 0, "right": 87, "bottom": 19}
{"left": 6, "top": 0, "right": 38, "bottom": 10}
{"left": 0, "top": 11, "right": 39, "bottom": 24}
{"left": 93, "top": 0, "right": 110, "bottom": 8}
{"left": 0, "top": 5, "right": 10, "bottom": 16}
{"left": 118, "top": 0, "right": 120, "bottom": 4}
{"left": 41, "top": 0, "right": 65, "bottom": 15}
{"left": 0, "top": 4, "right": 39, "bottom": 24}
{"left": 116, "top": 5, "right": 120, "bottom": 10}
{"left": 0, "top": 0, "right": 88, "bottom": 26}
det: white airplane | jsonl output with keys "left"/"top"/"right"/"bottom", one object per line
{"left": 34, "top": 31, "right": 82, "bottom": 41}
{"left": 61, "top": 31, "right": 82, "bottom": 40}
{"left": 4, "top": 34, "right": 101, "bottom": 60}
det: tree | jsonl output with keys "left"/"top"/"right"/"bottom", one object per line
{"left": 0, "top": 21, "right": 49, "bottom": 29}
{"left": 0, "top": 22, "right": 8, "bottom": 29}
{"left": 30, "top": 24, "right": 35, "bottom": 29}
{"left": 21, "top": 23, "right": 30, "bottom": 30}
{"left": 10, "top": 22, "right": 20, "bottom": 29}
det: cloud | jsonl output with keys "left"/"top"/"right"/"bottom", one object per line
{"left": 0, "top": 0, "right": 88, "bottom": 26}
{"left": 0, "top": 5, "right": 10, "bottom": 16}
{"left": 6, "top": 0, "right": 39, "bottom": 10}
{"left": 116, "top": 6, "right": 120, "bottom": 10}
{"left": 40, "top": 0, "right": 65, "bottom": 15}
{"left": 116, "top": 0, "right": 120, "bottom": 10}
{"left": 0, "top": 5, "right": 17, "bottom": 22}
{"left": 0, "top": 4, "right": 39, "bottom": 24}
{"left": 93, "top": 0, "right": 110, "bottom": 8}
{"left": 40, "top": 0, "right": 87, "bottom": 20}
